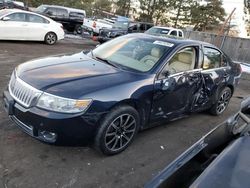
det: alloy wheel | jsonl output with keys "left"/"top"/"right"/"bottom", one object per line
{"left": 104, "top": 114, "right": 136, "bottom": 152}
{"left": 46, "top": 33, "right": 56, "bottom": 45}
{"left": 216, "top": 90, "right": 231, "bottom": 114}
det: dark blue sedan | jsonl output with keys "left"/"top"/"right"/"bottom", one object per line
{"left": 3, "top": 34, "right": 242, "bottom": 155}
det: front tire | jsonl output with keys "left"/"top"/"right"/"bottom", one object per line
{"left": 95, "top": 105, "right": 139, "bottom": 155}
{"left": 44, "top": 32, "right": 57, "bottom": 45}
{"left": 210, "top": 87, "right": 232, "bottom": 115}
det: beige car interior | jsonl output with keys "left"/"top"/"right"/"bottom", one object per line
{"left": 140, "top": 47, "right": 162, "bottom": 68}
{"left": 167, "top": 47, "right": 196, "bottom": 74}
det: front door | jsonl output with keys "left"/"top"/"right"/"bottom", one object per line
{"left": 151, "top": 46, "right": 201, "bottom": 122}
{"left": 0, "top": 12, "right": 27, "bottom": 40}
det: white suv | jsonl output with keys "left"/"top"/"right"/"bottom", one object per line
{"left": 145, "top": 26, "right": 184, "bottom": 38}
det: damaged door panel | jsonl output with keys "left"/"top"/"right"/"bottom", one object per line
{"left": 152, "top": 70, "right": 203, "bottom": 122}
{"left": 151, "top": 46, "right": 201, "bottom": 122}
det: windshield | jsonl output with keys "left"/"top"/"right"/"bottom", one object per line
{"left": 92, "top": 35, "right": 174, "bottom": 72}
{"left": 36, "top": 5, "right": 48, "bottom": 13}
{"left": 0, "top": 9, "right": 11, "bottom": 17}
{"left": 113, "top": 21, "right": 129, "bottom": 29}
{"left": 145, "top": 27, "right": 170, "bottom": 36}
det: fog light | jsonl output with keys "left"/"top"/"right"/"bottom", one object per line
{"left": 38, "top": 130, "right": 57, "bottom": 143}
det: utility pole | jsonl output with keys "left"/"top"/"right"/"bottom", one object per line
{"left": 215, "top": 8, "right": 236, "bottom": 47}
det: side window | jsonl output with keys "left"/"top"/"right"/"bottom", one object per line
{"left": 131, "top": 24, "right": 138, "bottom": 31}
{"left": 164, "top": 47, "right": 196, "bottom": 75}
{"left": 8, "top": 13, "right": 26, "bottom": 22}
{"left": 221, "top": 55, "right": 228, "bottom": 67}
{"left": 57, "top": 8, "right": 68, "bottom": 17}
{"left": 170, "top": 30, "right": 177, "bottom": 36}
{"left": 203, "top": 47, "right": 222, "bottom": 70}
{"left": 28, "top": 14, "right": 49, "bottom": 23}
{"left": 45, "top": 8, "right": 57, "bottom": 16}
{"left": 179, "top": 31, "right": 183, "bottom": 37}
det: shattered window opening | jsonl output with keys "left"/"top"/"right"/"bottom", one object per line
{"left": 203, "top": 47, "right": 223, "bottom": 70}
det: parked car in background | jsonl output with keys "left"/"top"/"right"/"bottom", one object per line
{"left": 146, "top": 97, "right": 250, "bottom": 188}
{"left": 0, "top": 9, "right": 65, "bottom": 44}
{"left": 145, "top": 26, "right": 184, "bottom": 38}
{"left": 35, "top": 4, "right": 86, "bottom": 34}
{"left": 81, "top": 17, "right": 113, "bottom": 36}
{"left": 3, "top": 34, "right": 241, "bottom": 155}
{"left": 98, "top": 21, "right": 153, "bottom": 43}
{"left": 0, "top": 0, "right": 27, "bottom": 10}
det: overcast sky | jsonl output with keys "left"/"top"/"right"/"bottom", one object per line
{"left": 222, "top": 0, "right": 247, "bottom": 37}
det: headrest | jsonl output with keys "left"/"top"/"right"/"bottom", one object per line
{"left": 151, "top": 48, "right": 162, "bottom": 58}
{"left": 178, "top": 52, "right": 192, "bottom": 64}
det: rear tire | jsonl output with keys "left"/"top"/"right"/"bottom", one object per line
{"left": 210, "top": 87, "right": 232, "bottom": 116}
{"left": 75, "top": 24, "right": 82, "bottom": 34}
{"left": 44, "top": 32, "right": 57, "bottom": 45}
{"left": 94, "top": 105, "right": 139, "bottom": 155}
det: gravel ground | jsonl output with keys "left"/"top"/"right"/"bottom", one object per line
{"left": 0, "top": 39, "right": 249, "bottom": 188}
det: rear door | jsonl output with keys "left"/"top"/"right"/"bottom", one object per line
{"left": 25, "top": 13, "right": 50, "bottom": 40}
{"left": 0, "top": 12, "right": 27, "bottom": 40}
{"left": 199, "top": 46, "right": 230, "bottom": 108}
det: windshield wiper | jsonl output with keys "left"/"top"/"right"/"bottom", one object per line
{"left": 95, "top": 56, "right": 119, "bottom": 69}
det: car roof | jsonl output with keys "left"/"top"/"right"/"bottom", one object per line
{"left": 0, "top": 9, "right": 55, "bottom": 22}
{"left": 40, "top": 4, "right": 86, "bottom": 14}
{"left": 129, "top": 33, "right": 215, "bottom": 48}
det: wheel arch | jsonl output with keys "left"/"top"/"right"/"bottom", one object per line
{"left": 108, "top": 99, "right": 148, "bottom": 129}
{"left": 227, "top": 84, "right": 234, "bottom": 96}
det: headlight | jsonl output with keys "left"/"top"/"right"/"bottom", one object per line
{"left": 108, "top": 32, "right": 116, "bottom": 37}
{"left": 36, "top": 93, "right": 92, "bottom": 113}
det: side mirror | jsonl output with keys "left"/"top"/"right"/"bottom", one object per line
{"left": 2, "top": 17, "right": 10, "bottom": 21}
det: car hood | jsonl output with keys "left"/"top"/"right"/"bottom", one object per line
{"left": 16, "top": 52, "right": 141, "bottom": 98}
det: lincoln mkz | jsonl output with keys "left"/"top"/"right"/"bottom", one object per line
{"left": 3, "top": 34, "right": 242, "bottom": 155}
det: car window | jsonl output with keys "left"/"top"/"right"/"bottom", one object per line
{"left": 36, "top": 5, "right": 48, "bottom": 13}
{"left": 129, "top": 24, "right": 138, "bottom": 31}
{"left": 170, "top": 30, "right": 177, "bottom": 36}
{"left": 145, "top": 27, "right": 170, "bottom": 35}
{"left": 164, "top": 47, "right": 196, "bottom": 75}
{"left": 27, "top": 14, "right": 49, "bottom": 23}
{"left": 203, "top": 47, "right": 222, "bottom": 70}
{"left": 179, "top": 31, "right": 183, "bottom": 37}
{"left": 221, "top": 55, "right": 228, "bottom": 67}
{"left": 57, "top": 8, "right": 68, "bottom": 17}
{"left": 7, "top": 13, "right": 26, "bottom": 22}
{"left": 45, "top": 8, "right": 57, "bottom": 16}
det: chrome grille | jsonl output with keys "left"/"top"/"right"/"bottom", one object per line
{"left": 9, "top": 73, "right": 42, "bottom": 108}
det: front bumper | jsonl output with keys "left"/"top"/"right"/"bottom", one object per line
{"left": 3, "top": 90, "right": 102, "bottom": 144}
